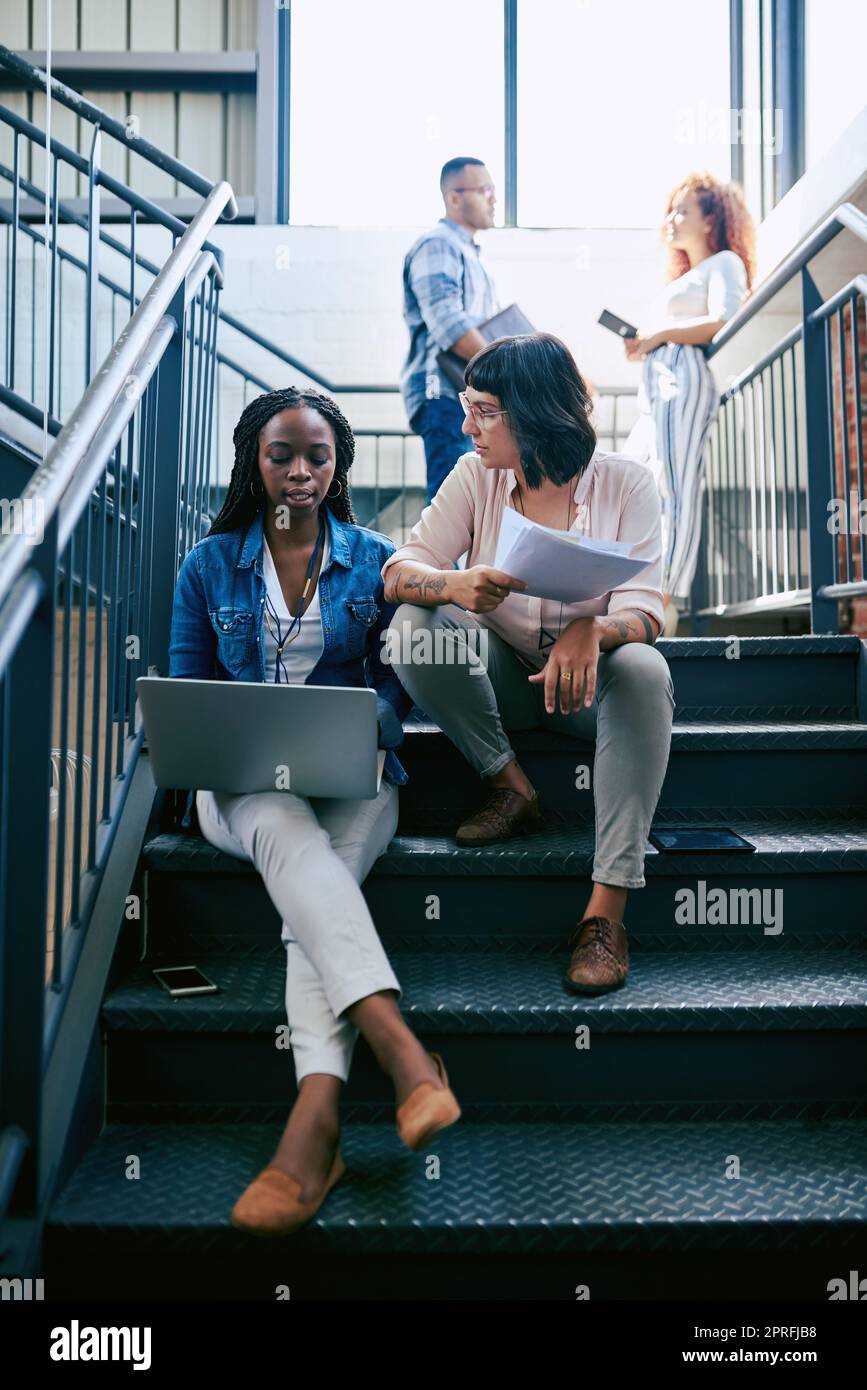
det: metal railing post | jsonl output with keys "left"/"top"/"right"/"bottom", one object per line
{"left": 85, "top": 126, "right": 102, "bottom": 385}
{"left": 146, "top": 284, "right": 185, "bottom": 675}
{"left": 0, "top": 514, "right": 57, "bottom": 1212}
{"left": 801, "top": 266, "right": 839, "bottom": 633}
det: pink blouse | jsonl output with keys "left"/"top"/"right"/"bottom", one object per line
{"left": 381, "top": 448, "right": 665, "bottom": 671}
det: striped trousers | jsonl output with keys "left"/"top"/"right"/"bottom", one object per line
{"left": 627, "top": 343, "right": 720, "bottom": 602}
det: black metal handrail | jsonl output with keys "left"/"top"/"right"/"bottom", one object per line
{"left": 0, "top": 176, "right": 235, "bottom": 1238}
{"left": 0, "top": 45, "right": 220, "bottom": 202}
{"left": 692, "top": 202, "right": 867, "bottom": 630}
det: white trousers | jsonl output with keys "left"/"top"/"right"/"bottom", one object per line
{"left": 195, "top": 781, "right": 401, "bottom": 1083}
{"left": 626, "top": 342, "right": 720, "bottom": 601}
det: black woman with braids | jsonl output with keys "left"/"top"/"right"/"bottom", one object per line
{"left": 169, "top": 387, "right": 461, "bottom": 1236}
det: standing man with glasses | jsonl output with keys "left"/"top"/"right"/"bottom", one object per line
{"left": 401, "top": 157, "right": 500, "bottom": 501}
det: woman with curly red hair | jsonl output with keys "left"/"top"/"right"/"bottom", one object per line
{"left": 623, "top": 173, "right": 756, "bottom": 632}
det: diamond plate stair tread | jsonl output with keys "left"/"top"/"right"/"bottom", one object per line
{"left": 102, "top": 946, "right": 867, "bottom": 1034}
{"left": 404, "top": 720, "right": 867, "bottom": 749}
{"left": 653, "top": 636, "right": 862, "bottom": 656}
{"left": 47, "top": 1117, "right": 867, "bottom": 1253}
{"left": 143, "top": 817, "right": 867, "bottom": 876}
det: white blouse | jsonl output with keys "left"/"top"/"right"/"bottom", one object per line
{"left": 261, "top": 531, "right": 329, "bottom": 684}
{"left": 661, "top": 249, "right": 747, "bottom": 323}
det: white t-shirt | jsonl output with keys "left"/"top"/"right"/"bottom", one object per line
{"left": 262, "top": 531, "right": 329, "bottom": 684}
{"left": 661, "top": 249, "right": 747, "bottom": 322}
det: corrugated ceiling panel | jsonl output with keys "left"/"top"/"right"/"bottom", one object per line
{"left": 227, "top": 0, "right": 256, "bottom": 50}
{"left": 127, "top": 92, "right": 176, "bottom": 197}
{"left": 178, "top": 0, "right": 224, "bottom": 51}
{"left": 177, "top": 91, "right": 224, "bottom": 184}
{"left": 32, "top": 0, "right": 78, "bottom": 48}
{"left": 81, "top": 0, "right": 128, "bottom": 50}
{"left": 226, "top": 91, "right": 255, "bottom": 198}
{"left": 129, "top": 0, "right": 177, "bottom": 51}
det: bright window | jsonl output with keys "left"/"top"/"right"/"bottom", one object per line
{"left": 805, "top": 0, "right": 867, "bottom": 169}
{"left": 517, "top": 0, "right": 731, "bottom": 227}
{"left": 289, "top": 0, "right": 504, "bottom": 226}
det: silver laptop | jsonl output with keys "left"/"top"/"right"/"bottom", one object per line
{"left": 136, "top": 677, "right": 387, "bottom": 798}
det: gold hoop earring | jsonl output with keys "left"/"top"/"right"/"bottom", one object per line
{"left": 326, "top": 479, "right": 343, "bottom": 498}
{"left": 249, "top": 478, "right": 262, "bottom": 497}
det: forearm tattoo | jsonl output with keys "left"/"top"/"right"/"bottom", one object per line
{"left": 398, "top": 570, "right": 448, "bottom": 603}
{"left": 597, "top": 609, "right": 656, "bottom": 646}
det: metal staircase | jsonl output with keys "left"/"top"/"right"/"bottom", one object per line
{"left": 1, "top": 49, "right": 865, "bottom": 1301}
{"left": 43, "top": 634, "right": 867, "bottom": 1299}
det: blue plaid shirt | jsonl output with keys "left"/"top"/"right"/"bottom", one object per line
{"left": 400, "top": 217, "right": 498, "bottom": 424}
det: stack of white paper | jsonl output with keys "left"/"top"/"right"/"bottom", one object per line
{"left": 493, "top": 505, "right": 650, "bottom": 603}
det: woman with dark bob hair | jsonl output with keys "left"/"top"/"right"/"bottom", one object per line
{"left": 383, "top": 333, "right": 674, "bottom": 994}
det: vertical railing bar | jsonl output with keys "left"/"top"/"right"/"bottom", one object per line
{"left": 768, "top": 359, "right": 779, "bottom": 594}
{"left": 825, "top": 317, "right": 841, "bottom": 587}
{"left": 733, "top": 393, "right": 743, "bottom": 604}
{"left": 104, "top": 445, "right": 123, "bottom": 815}
{"left": 123, "top": 404, "right": 139, "bottom": 742}
{"left": 30, "top": 245, "right": 36, "bottom": 401}
{"left": 84, "top": 125, "right": 101, "bottom": 386}
{"left": 214, "top": 357, "right": 222, "bottom": 521}
{"left": 746, "top": 383, "right": 758, "bottom": 598}
{"left": 791, "top": 343, "right": 802, "bottom": 590}
{"left": 52, "top": 534, "right": 75, "bottom": 980}
{"left": 134, "top": 381, "right": 155, "bottom": 712}
{"left": 801, "top": 266, "right": 839, "bottom": 632}
{"left": 9, "top": 130, "right": 19, "bottom": 389}
{"left": 87, "top": 470, "right": 109, "bottom": 863}
{"left": 116, "top": 421, "right": 132, "bottom": 766}
{"left": 836, "top": 304, "right": 851, "bottom": 585}
{"left": 47, "top": 152, "right": 59, "bottom": 417}
{"left": 70, "top": 502, "right": 91, "bottom": 926}
{"left": 140, "top": 373, "right": 159, "bottom": 681}
{"left": 851, "top": 295, "right": 866, "bottom": 582}
{"left": 758, "top": 369, "right": 769, "bottom": 596}
{"left": 181, "top": 292, "right": 197, "bottom": 555}
{"left": 777, "top": 351, "right": 791, "bottom": 593}
{"left": 194, "top": 281, "right": 211, "bottom": 536}
{"left": 200, "top": 275, "right": 219, "bottom": 533}
{"left": 128, "top": 207, "right": 137, "bottom": 322}
{"left": 722, "top": 397, "right": 733, "bottom": 603}
{"left": 57, "top": 257, "right": 63, "bottom": 419}
{"left": 189, "top": 280, "right": 207, "bottom": 541}
{"left": 706, "top": 424, "right": 717, "bottom": 606}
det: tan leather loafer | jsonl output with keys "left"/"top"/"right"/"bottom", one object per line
{"left": 456, "top": 787, "right": 543, "bottom": 846}
{"left": 230, "top": 1150, "right": 346, "bottom": 1237}
{"left": 563, "top": 915, "right": 629, "bottom": 994}
{"left": 396, "top": 1052, "right": 461, "bottom": 1151}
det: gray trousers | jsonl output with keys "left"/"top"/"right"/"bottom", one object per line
{"left": 388, "top": 603, "right": 674, "bottom": 889}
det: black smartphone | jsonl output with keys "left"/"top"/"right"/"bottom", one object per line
{"left": 598, "top": 309, "right": 638, "bottom": 339}
{"left": 649, "top": 828, "right": 756, "bottom": 853}
{"left": 153, "top": 965, "right": 220, "bottom": 997}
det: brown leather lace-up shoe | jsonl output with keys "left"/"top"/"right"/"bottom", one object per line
{"left": 563, "top": 915, "right": 629, "bottom": 994}
{"left": 455, "top": 786, "right": 544, "bottom": 847}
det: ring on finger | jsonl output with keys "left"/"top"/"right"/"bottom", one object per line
{"left": 561, "top": 671, "right": 573, "bottom": 682}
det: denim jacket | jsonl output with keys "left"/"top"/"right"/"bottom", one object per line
{"left": 168, "top": 505, "right": 411, "bottom": 817}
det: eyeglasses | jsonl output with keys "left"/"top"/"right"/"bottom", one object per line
{"left": 459, "top": 392, "right": 509, "bottom": 427}
{"left": 452, "top": 184, "right": 495, "bottom": 198}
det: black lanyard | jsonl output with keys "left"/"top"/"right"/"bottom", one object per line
{"left": 264, "top": 518, "right": 326, "bottom": 683}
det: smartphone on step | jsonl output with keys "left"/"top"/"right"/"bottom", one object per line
{"left": 153, "top": 965, "right": 220, "bottom": 997}
{"left": 648, "top": 828, "right": 756, "bottom": 853}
